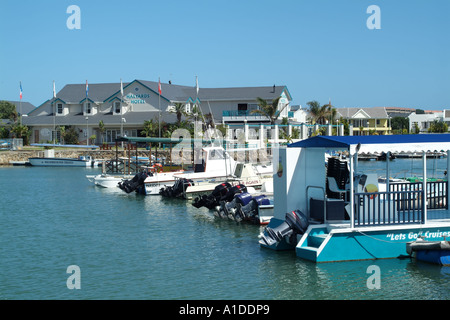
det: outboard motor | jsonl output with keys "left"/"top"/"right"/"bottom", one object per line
{"left": 260, "top": 210, "right": 309, "bottom": 247}
{"left": 160, "top": 178, "right": 194, "bottom": 198}
{"left": 234, "top": 195, "right": 270, "bottom": 223}
{"left": 220, "top": 184, "right": 247, "bottom": 203}
{"left": 118, "top": 171, "right": 149, "bottom": 194}
{"left": 217, "top": 192, "right": 253, "bottom": 219}
{"left": 192, "top": 182, "right": 231, "bottom": 209}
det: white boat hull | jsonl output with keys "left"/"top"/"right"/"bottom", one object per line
{"left": 28, "top": 157, "right": 95, "bottom": 167}
{"left": 87, "top": 174, "right": 130, "bottom": 188}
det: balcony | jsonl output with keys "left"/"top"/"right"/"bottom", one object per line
{"left": 222, "top": 110, "right": 269, "bottom": 122}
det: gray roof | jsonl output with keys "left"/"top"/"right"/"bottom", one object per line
{"left": 49, "top": 79, "right": 290, "bottom": 104}
{"left": 55, "top": 82, "right": 130, "bottom": 103}
{"left": 336, "top": 107, "right": 389, "bottom": 119}
{"left": 4, "top": 100, "right": 36, "bottom": 115}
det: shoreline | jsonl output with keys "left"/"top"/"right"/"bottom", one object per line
{"left": 0, "top": 149, "right": 169, "bottom": 166}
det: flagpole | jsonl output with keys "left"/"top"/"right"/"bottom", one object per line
{"left": 19, "top": 81, "right": 22, "bottom": 126}
{"left": 53, "top": 80, "right": 56, "bottom": 144}
{"left": 158, "top": 77, "right": 161, "bottom": 140}
{"left": 120, "top": 78, "right": 123, "bottom": 138}
{"left": 86, "top": 80, "right": 88, "bottom": 147}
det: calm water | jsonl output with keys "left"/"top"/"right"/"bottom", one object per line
{"left": 1, "top": 159, "right": 449, "bottom": 300}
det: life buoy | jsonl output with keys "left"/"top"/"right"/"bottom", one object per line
{"left": 152, "top": 163, "right": 163, "bottom": 173}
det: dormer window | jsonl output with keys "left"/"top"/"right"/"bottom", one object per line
{"left": 114, "top": 101, "right": 121, "bottom": 114}
{"left": 85, "top": 102, "right": 92, "bottom": 115}
{"left": 57, "top": 103, "right": 63, "bottom": 114}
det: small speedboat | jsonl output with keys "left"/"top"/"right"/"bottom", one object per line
{"left": 406, "top": 238, "right": 450, "bottom": 266}
{"left": 86, "top": 173, "right": 134, "bottom": 188}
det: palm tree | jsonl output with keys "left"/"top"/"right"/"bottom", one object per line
{"left": 307, "top": 100, "right": 336, "bottom": 125}
{"left": 98, "top": 120, "right": 105, "bottom": 144}
{"left": 171, "top": 103, "right": 185, "bottom": 124}
{"left": 142, "top": 119, "right": 157, "bottom": 137}
{"left": 250, "top": 96, "right": 285, "bottom": 125}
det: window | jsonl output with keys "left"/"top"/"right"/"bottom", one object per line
{"left": 57, "top": 103, "right": 63, "bottom": 114}
{"left": 85, "top": 102, "right": 92, "bottom": 114}
{"left": 114, "top": 101, "right": 121, "bottom": 114}
{"left": 185, "top": 103, "right": 191, "bottom": 114}
{"left": 376, "top": 119, "right": 381, "bottom": 125}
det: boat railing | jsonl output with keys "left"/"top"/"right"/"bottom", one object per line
{"left": 354, "top": 189, "right": 425, "bottom": 227}
{"left": 389, "top": 180, "right": 448, "bottom": 210}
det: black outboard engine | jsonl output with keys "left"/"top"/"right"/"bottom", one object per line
{"left": 192, "top": 182, "right": 231, "bottom": 209}
{"left": 160, "top": 178, "right": 194, "bottom": 198}
{"left": 234, "top": 195, "right": 270, "bottom": 223}
{"left": 221, "top": 184, "right": 247, "bottom": 203}
{"left": 118, "top": 171, "right": 149, "bottom": 194}
{"left": 260, "top": 210, "right": 309, "bottom": 247}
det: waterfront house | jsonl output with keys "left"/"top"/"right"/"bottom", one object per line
{"left": 336, "top": 107, "right": 392, "bottom": 135}
{"left": 408, "top": 110, "right": 450, "bottom": 133}
{"left": 24, "top": 80, "right": 292, "bottom": 144}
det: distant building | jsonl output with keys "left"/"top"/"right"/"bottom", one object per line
{"left": 24, "top": 79, "right": 292, "bottom": 144}
{"left": 336, "top": 107, "right": 391, "bottom": 135}
{"left": 408, "top": 111, "right": 448, "bottom": 133}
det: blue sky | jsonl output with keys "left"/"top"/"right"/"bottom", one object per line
{"left": 1, "top": 0, "right": 449, "bottom": 110}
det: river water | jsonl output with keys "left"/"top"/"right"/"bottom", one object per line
{"left": 0, "top": 158, "right": 449, "bottom": 300}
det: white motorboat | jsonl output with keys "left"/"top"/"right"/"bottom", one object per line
{"left": 86, "top": 173, "right": 134, "bottom": 188}
{"left": 28, "top": 155, "right": 99, "bottom": 167}
{"left": 118, "top": 146, "right": 273, "bottom": 196}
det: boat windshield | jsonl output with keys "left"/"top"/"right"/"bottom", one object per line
{"left": 208, "top": 148, "right": 228, "bottom": 160}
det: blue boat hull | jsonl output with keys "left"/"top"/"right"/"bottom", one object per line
{"left": 294, "top": 224, "right": 450, "bottom": 263}
{"left": 416, "top": 250, "right": 450, "bottom": 266}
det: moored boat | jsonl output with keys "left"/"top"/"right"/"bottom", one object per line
{"left": 86, "top": 173, "right": 134, "bottom": 188}
{"left": 28, "top": 155, "right": 99, "bottom": 167}
{"left": 406, "top": 237, "right": 450, "bottom": 266}
{"left": 260, "top": 134, "right": 450, "bottom": 263}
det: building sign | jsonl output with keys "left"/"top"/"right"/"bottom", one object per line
{"left": 125, "top": 93, "right": 150, "bottom": 104}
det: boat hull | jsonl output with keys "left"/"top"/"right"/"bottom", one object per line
{"left": 28, "top": 157, "right": 93, "bottom": 167}
{"left": 416, "top": 250, "right": 450, "bottom": 266}
{"left": 293, "top": 224, "right": 450, "bottom": 263}
{"left": 87, "top": 174, "right": 129, "bottom": 188}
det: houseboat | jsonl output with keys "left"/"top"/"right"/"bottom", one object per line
{"left": 260, "top": 134, "right": 450, "bottom": 263}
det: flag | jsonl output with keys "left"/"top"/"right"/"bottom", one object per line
{"left": 158, "top": 78, "right": 162, "bottom": 95}
{"left": 53, "top": 81, "right": 56, "bottom": 98}
{"left": 195, "top": 76, "right": 199, "bottom": 95}
{"left": 120, "top": 78, "right": 123, "bottom": 96}
{"left": 19, "top": 81, "right": 23, "bottom": 100}
{"left": 86, "top": 80, "right": 89, "bottom": 98}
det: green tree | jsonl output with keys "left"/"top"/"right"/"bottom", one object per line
{"left": 58, "top": 125, "right": 66, "bottom": 144}
{"left": 391, "top": 117, "right": 409, "bottom": 134}
{"left": 0, "top": 100, "right": 18, "bottom": 121}
{"left": 10, "top": 123, "right": 31, "bottom": 145}
{"left": 63, "top": 127, "right": 79, "bottom": 144}
{"left": 142, "top": 119, "right": 157, "bottom": 137}
{"left": 307, "top": 100, "right": 336, "bottom": 125}
{"left": 171, "top": 103, "right": 186, "bottom": 124}
{"left": 428, "top": 120, "right": 448, "bottom": 133}
{"left": 98, "top": 120, "right": 105, "bottom": 144}
{"left": 250, "top": 96, "right": 284, "bottom": 125}
{"left": 0, "top": 127, "right": 9, "bottom": 139}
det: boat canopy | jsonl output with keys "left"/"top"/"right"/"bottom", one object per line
{"left": 288, "top": 134, "right": 450, "bottom": 155}
{"left": 30, "top": 143, "right": 99, "bottom": 149}
{"left": 115, "top": 137, "right": 207, "bottom": 145}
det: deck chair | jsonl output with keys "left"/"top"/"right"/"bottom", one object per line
{"left": 328, "top": 176, "right": 347, "bottom": 201}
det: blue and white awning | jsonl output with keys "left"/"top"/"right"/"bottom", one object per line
{"left": 288, "top": 134, "right": 450, "bottom": 155}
